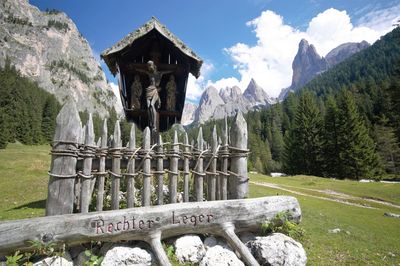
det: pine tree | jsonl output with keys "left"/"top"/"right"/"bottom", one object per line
{"left": 374, "top": 119, "right": 400, "bottom": 175}
{"left": 0, "top": 111, "right": 8, "bottom": 149}
{"left": 283, "top": 91, "right": 324, "bottom": 176}
{"left": 323, "top": 96, "right": 341, "bottom": 177}
{"left": 336, "top": 90, "right": 381, "bottom": 179}
{"left": 271, "top": 120, "right": 284, "bottom": 161}
{"left": 41, "top": 96, "right": 60, "bottom": 142}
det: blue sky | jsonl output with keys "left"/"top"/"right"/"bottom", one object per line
{"left": 30, "top": 0, "right": 400, "bottom": 102}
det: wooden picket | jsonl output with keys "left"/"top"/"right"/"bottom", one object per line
{"left": 45, "top": 101, "right": 249, "bottom": 216}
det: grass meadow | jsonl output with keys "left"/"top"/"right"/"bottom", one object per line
{"left": 0, "top": 144, "right": 399, "bottom": 265}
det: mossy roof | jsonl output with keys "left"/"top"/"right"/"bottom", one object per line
{"left": 101, "top": 17, "right": 202, "bottom": 78}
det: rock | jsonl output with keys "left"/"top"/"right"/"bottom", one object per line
{"left": 199, "top": 245, "right": 244, "bottom": 266}
{"left": 174, "top": 234, "right": 206, "bottom": 264}
{"left": 33, "top": 255, "right": 73, "bottom": 266}
{"left": 246, "top": 233, "right": 307, "bottom": 266}
{"left": 243, "top": 79, "right": 272, "bottom": 106}
{"left": 204, "top": 236, "right": 218, "bottom": 248}
{"left": 204, "top": 236, "right": 231, "bottom": 250}
{"left": 193, "top": 86, "right": 225, "bottom": 124}
{"left": 325, "top": 41, "right": 370, "bottom": 66}
{"left": 384, "top": 212, "right": 400, "bottom": 218}
{"left": 279, "top": 39, "right": 369, "bottom": 101}
{"left": 291, "top": 39, "right": 328, "bottom": 91}
{"left": 68, "top": 245, "right": 85, "bottom": 260}
{"left": 74, "top": 251, "right": 89, "bottom": 266}
{"left": 328, "top": 228, "right": 341, "bottom": 234}
{"left": 238, "top": 232, "right": 257, "bottom": 244}
{"left": 192, "top": 79, "right": 275, "bottom": 125}
{"left": 219, "top": 86, "right": 242, "bottom": 103}
{"left": 181, "top": 102, "right": 197, "bottom": 126}
{"left": 102, "top": 245, "right": 155, "bottom": 266}
{"left": 0, "top": 0, "right": 119, "bottom": 116}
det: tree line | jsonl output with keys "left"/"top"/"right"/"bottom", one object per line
{"left": 0, "top": 60, "right": 61, "bottom": 148}
{"left": 187, "top": 27, "right": 400, "bottom": 180}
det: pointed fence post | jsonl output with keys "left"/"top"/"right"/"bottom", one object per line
{"left": 142, "top": 127, "right": 151, "bottom": 207}
{"left": 229, "top": 111, "right": 248, "bottom": 199}
{"left": 96, "top": 119, "right": 108, "bottom": 211}
{"left": 220, "top": 116, "right": 229, "bottom": 200}
{"left": 74, "top": 124, "right": 86, "bottom": 211}
{"left": 183, "top": 133, "right": 191, "bottom": 202}
{"left": 168, "top": 131, "right": 179, "bottom": 203}
{"left": 126, "top": 123, "right": 137, "bottom": 208}
{"left": 111, "top": 120, "right": 122, "bottom": 210}
{"left": 155, "top": 135, "right": 165, "bottom": 205}
{"left": 80, "top": 114, "right": 95, "bottom": 213}
{"left": 208, "top": 125, "right": 218, "bottom": 201}
{"left": 46, "top": 101, "right": 81, "bottom": 216}
{"left": 194, "top": 127, "right": 204, "bottom": 202}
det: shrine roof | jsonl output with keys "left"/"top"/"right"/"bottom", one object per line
{"left": 101, "top": 17, "right": 203, "bottom": 78}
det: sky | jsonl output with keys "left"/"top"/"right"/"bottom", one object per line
{"left": 30, "top": 0, "right": 400, "bottom": 103}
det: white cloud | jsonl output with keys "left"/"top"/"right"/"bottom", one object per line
{"left": 221, "top": 7, "right": 396, "bottom": 98}
{"left": 206, "top": 77, "right": 242, "bottom": 91}
{"left": 109, "top": 82, "right": 124, "bottom": 115}
{"left": 306, "top": 8, "right": 381, "bottom": 55}
{"left": 186, "top": 61, "right": 214, "bottom": 101}
{"left": 357, "top": 3, "right": 400, "bottom": 33}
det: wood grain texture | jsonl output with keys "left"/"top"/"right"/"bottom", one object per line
{"left": 46, "top": 100, "right": 81, "bottom": 216}
{"left": 229, "top": 111, "right": 248, "bottom": 199}
{"left": 0, "top": 196, "right": 301, "bottom": 256}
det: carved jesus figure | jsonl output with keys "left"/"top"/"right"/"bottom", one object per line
{"left": 136, "top": 60, "right": 173, "bottom": 132}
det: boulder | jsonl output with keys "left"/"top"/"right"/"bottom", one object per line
{"left": 102, "top": 245, "right": 155, "bottom": 266}
{"left": 174, "top": 234, "right": 205, "bottom": 264}
{"left": 199, "top": 245, "right": 244, "bottom": 266}
{"left": 246, "top": 233, "right": 307, "bottom": 266}
{"left": 204, "top": 236, "right": 231, "bottom": 250}
{"left": 33, "top": 253, "right": 73, "bottom": 266}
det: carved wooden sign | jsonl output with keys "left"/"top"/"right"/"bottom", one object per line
{"left": 0, "top": 196, "right": 300, "bottom": 265}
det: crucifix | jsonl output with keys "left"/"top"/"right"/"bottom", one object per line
{"left": 136, "top": 61, "right": 174, "bottom": 134}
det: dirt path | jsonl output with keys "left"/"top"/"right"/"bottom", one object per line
{"left": 251, "top": 181, "right": 380, "bottom": 209}
{"left": 278, "top": 183, "right": 400, "bottom": 209}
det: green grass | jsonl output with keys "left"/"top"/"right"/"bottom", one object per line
{"left": 0, "top": 143, "right": 50, "bottom": 220}
{"left": 251, "top": 174, "right": 400, "bottom": 205}
{"left": 249, "top": 175, "right": 400, "bottom": 265}
{"left": 0, "top": 144, "right": 399, "bottom": 265}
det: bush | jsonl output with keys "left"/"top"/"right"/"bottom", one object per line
{"left": 261, "top": 211, "right": 305, "bottom": 242}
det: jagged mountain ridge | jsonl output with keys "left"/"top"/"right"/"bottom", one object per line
{"left": 0, "top": 0, "right": 119, "bottom": 116}
{"left": 185, "top": 39, "right": 370, "bottom": 125}
{"left": 190, "top": 79, "right": 273, "bottom": 124}
{"left": 279, "top": 39, "right": 370, "bottom": 100}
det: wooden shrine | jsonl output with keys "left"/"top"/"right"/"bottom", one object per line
{"left": 101, "top": 17, "right": 202, "bottom": 137}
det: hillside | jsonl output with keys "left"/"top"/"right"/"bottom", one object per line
{"left": 184, "top": 27, "right": 400, "bottom": 179}
{"left": 0, "top": 0, "right": 119, "bottom": 116}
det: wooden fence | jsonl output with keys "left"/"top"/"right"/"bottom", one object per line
{"left": 46, "top": 101, "right": 249, "bottom": 216}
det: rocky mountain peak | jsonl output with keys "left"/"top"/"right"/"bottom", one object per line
{"left": 279, "top": 39, "right": 370, "bottom": 101}
{"left": 326, "top": 41, "right": 370, "bottom": 66}
{"left": 198, "top": 86, "right": 223, "bottom": 105}
{"left": 181, "top": 102, "right": 197, "bottom": 126}
{"left": 243, "top": 79, "right": 271, "bottom": 106}
{"left": 194, "top": 86, "right": 225, "bottom": 124}
{"left": 291, "top": 39, "right": 327, "bottom": 90}
{"left": 219, "top": 85, "right": 242, "bottom": 103}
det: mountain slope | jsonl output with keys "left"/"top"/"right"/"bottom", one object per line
{"left": 0, "top": 0, "right": 118, "bottom": 116}
{"left": 279, "top": 39, "right": 370, "bottom": 100}
{"left": 191, "top": 79, "right": 274, "bottom": 124}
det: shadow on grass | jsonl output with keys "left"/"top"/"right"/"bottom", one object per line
{"left": 9, "top": 199, "right": 46, "bottom": 210}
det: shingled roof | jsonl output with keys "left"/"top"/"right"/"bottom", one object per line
{"left": 101, "top": 17, "right": 203, "bottom": 78}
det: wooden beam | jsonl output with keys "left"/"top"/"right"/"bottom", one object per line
{"left": 0, "top": 196, "right": 301, "bottom": 257}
